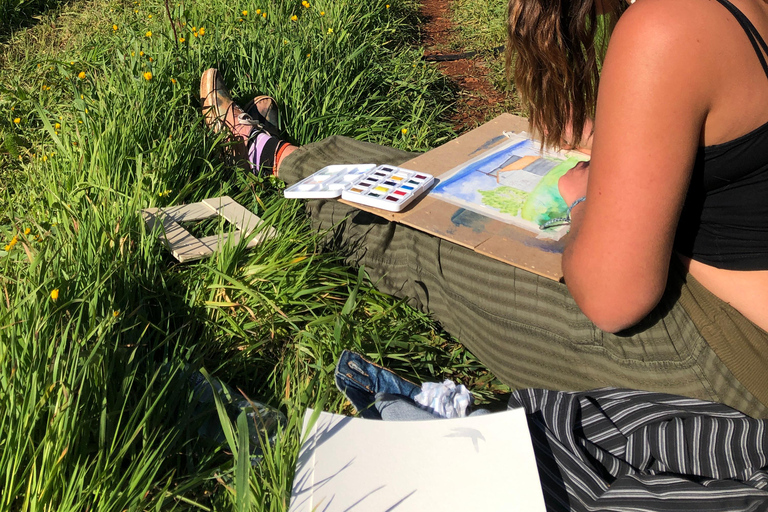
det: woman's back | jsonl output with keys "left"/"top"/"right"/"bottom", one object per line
{"left": 659, "top": 0, "right": 768, "bottom": 331}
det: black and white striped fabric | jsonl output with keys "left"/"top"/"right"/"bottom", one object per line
{"left": 509, "top": 388, "right": 768, "bottom": 511}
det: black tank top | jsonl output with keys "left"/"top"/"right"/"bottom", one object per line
{"left": 673, "top": 0, "right": 768, "bottom": 270}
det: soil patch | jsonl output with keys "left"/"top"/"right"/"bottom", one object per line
{"left": 420, "top": 0, "right": 510, "bottom": 133}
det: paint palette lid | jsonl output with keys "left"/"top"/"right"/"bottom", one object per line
{"left": 284, "top": 164, "right": 377, "bottom": 199}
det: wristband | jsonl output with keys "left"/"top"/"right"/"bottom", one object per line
{"left": 567, "top": 196, "right": 587, "bottom": 215}
{"left": 539, "top": 196, "right": 587, "bottom": 230}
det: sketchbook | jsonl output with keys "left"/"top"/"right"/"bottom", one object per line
{"left": 288, "top": 407, "right": 547, "bottom": 512}
{"left": 336, "top": 114, "right": 589, "bottom": 281}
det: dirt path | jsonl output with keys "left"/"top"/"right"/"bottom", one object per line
{"left": 419, "top": 0, "right": 510, "bottom": 133}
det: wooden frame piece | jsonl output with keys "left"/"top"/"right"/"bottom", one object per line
{"left": 141, "top": 196, "right": 276, "bottom": 262}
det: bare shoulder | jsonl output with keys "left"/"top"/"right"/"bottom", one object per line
{"left": 611, "top": 0, "right": 754, "bottom": 49}
{"left": 602, "top": 0, "right": 732, "bottom": 105}
{"left": 610, "top": 0, "right": 727, "bottom": 50}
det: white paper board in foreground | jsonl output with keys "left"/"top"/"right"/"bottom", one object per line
{"left": 289, "top": 407, "right": 546, "bottom": 512}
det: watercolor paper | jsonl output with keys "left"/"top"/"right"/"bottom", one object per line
{"left": 289, "top": 408, "right": 546, "bottom": 512}
{"left": 430, "top": 133, "right": 588, "bottom": 239}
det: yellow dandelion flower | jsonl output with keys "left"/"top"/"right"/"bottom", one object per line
{"left": 50, "top": 289, "right": 59, "bottom": 301}
{"left": 134, "top": 9, "right": 138, "bottom": 12}
{"left": 179, "top": 36, "right": 185, "bottom": 42}
{"left": 401, "top": 128, "right": 408, "bottom": 135}
{"left": 70, "top": 61, "right": 75, "bottom": 65}
{"left": 256, "top": 8, "right": 261, "bottom": 14}
{"left": 290, "top": 14, "right": 297, "bottom": 21}
{"left": 113, "top": 24, "right": 118, "bottom": 31}
{"left": 42, "top": 155, "right": 48, "bottom": 162}
{"left": 3, "top": 245, "right": 9, "bottom": 251}
{"left": 24, "top": 228, "right": 31, "bottom": 235}
{"left": 182, "top": 21, "right": 186, "bottom": 25}
{"left": 149, "top": 57, "right": 153, "bottom": 61}
{"left": 306, "top": 53, "right": 310, "bottom": 57}
{"left": 193, "top": 31, "right": 198, "bottom": 37}
{"left": 13, "top": 118, "right": 20, "bottom": 124}
{"left": 199, "top": 27, "right": 205, "bottom": 35}
{"left": 171, "top": 78, "right": 177, "bottom": 84}
{"left": 80, "top": 94, "right": 84, "bottom": 99}
{"left": 55, "top": 123, "right": 61, "bottom": 129}
{"left": 242, "top": 9, "right": 247, "bottom": 15}
{"left": 262, "top": 12, "right": 267, "bottom": 18}
{"left": 145, "top": 30, "right": 152, "bottom": 37}
{"left": 140, "top": 51, "right": 144, "bottom": 56}
{"left": 192, "top": 25, "right": 196, "bottom": 30}
{"left": 113, "top": 310, "right": 120, "bottom": 317}
{"left": 302, "top": 1, "right": 309, "bottom": 7}
{"left": 147, "top": 13, "right": 152, "bottom": 18}
{"left": 386, "top": 3, "right": 390, "bottom": 7}
{"left": 78, "top": 71, "right": 86, "bottom": 79}
{"left": 327, "top": 27, "right": 333, "bottom": 34}
{"left": 283, "top": 39, "right": 288, "bottom": 44}
{"left": 143, "top": 71, "right": 153, "bottom": 81}
{"left": 320, "top": 10, "right": 325, "bottom": 15}
{"left": 131, "top": 51, "right": 135, "bottom": 56}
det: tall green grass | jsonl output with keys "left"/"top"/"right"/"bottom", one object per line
{"left": 0, "top": 0, "right": 508, "bottom": 510}
{"left": 0, "top": 0, "right": 67, "bottom": 39}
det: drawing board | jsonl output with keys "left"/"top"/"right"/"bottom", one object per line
{"left": 337, "top": 114, "right": 588, "bottom": 280}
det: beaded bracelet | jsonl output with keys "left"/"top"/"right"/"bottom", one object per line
{"left": 539, "top": 196, "right": 587, "bottom": 230}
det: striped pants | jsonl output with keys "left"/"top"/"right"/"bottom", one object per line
{"left": 279, "top": 136, "right": 768, "bottom": 419}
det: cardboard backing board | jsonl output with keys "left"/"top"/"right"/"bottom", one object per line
{"left": 338, "top": 114, "right": 568, "bottom": 281}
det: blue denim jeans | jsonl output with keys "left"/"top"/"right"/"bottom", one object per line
{"left": 334, "top": 350, "right": 489, "bottom": 421}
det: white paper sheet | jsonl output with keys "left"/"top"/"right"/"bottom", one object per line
{"left": 289, "top": 407, "right": 546, "bottom": 512}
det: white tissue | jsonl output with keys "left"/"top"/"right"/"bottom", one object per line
{"left": 414, "top": 380, "right": 474, "bottom": 418}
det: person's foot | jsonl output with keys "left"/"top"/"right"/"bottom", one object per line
{"left": 200, "top": 68, "right": 295, "bottom": 175}
{"left": 245, "top": 95, "right": 280, "bottom": 135}
{"left": 200, "top": 68, "right": 260, "bottom": 162}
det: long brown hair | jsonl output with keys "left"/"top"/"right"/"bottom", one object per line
{"left": 506, "top": 0, "right": 624, "bottom": 148}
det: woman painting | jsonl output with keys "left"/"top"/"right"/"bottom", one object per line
{"left": 199, "top": 0, "right": 768, "bottom": 416}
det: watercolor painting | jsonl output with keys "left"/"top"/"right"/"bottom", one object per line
{"left": 431, "top": 134, "right": 588, "bottom": 238}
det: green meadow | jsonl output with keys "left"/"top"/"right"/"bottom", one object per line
{"left": 0, "top": 0, "right": 510, "bottom": 509}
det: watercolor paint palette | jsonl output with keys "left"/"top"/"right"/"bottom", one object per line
{"left": 283, "top": 164, "right": 377, "bottom": 199}
{"left": 284, "top": 164, "right": 434, "bottom": 212}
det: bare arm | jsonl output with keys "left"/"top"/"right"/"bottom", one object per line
{"left": 558, "top": 0, "right": 711, "bottom": 332}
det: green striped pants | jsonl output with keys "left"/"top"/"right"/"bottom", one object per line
{"left": 279, "top": 135, "right": 768, "bottom": 418}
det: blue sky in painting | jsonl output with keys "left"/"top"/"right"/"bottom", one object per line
{"left": 433, "top": 139, "right": 540, "bottom": 204}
